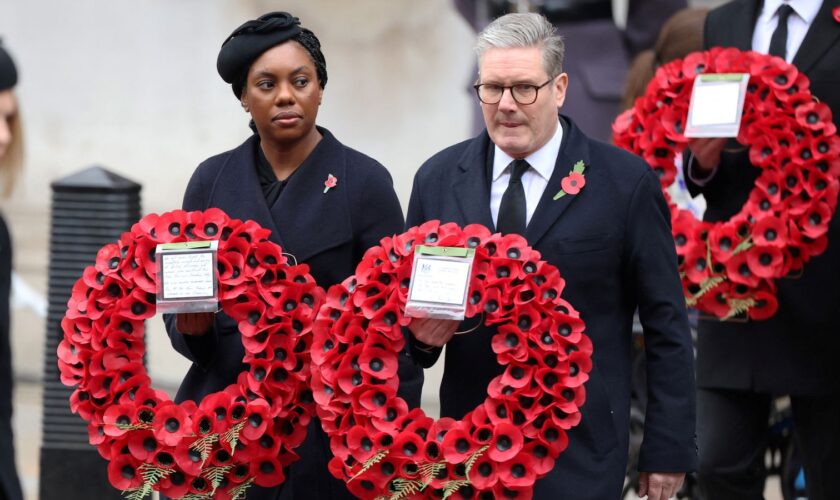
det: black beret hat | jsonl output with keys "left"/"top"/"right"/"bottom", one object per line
{"left": 217, "top": 12, "right": 302, "bottom": 98}
{"left": 0, "top": 40, "right": 18, "bottom": 91}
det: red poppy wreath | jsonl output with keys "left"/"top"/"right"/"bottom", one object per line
{"left": 613, "top": 47, "right": 840, "bottom": 320}
{"left": 57, "top": 208, "right": 324, "bottom": 499}
{"left": 311, "top": 220, "right": 592, "bottom": 499}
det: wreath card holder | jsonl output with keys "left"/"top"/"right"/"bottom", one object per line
{"left": 405, "top": 245, "right": 475, "bottom": 321}
{"left": 686, "top": 73, "right": 750, "bottom": 138}
{"left": 155, "top": 241, "right": 219, "bottom": 314}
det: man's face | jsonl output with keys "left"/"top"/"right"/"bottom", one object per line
{"left": 478, "top": 46, "right": 567, "bottom": 158}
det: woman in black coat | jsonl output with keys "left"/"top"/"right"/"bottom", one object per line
{"left": 164, "top": 12, "right": 421, "bottom": 499}
{"left": 0, "top": 40, "right": 24, "bottom": 500}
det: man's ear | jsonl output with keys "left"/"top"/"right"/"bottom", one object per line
{"left": 554, "top": 73, "right": 569, "bottom": 110}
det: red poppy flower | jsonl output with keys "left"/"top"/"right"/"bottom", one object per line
{"left": 707, "top": 223, "right": 743, "bottom": 263}
{"left": 153, "top": 209, "right": 189, "bottom": 243}
{"left": 799, "top": 201, "right": 831, "bottom": 239}
{"left": 191, "top": 207, "right": 228, "bottom": 239}
{"left": 749, "top": 134, "right": 782, "bottom": 169}
{"left": 487, "top": 422, "right": 524, "bottom": 462}
{"left": 174, "top": 440, "right": 205, "bottom": 477}
{"left": 539, "top": 421, "right": 570, "bottom": 455}
{"left": 724, "top": 251, "right": 761, "bottom": 288}
{"left": 441, "top": 423, "right": 477, "bottom": 463}
{"left": 131, "top": 212, "right": 159, "bottom": 239}
{"left": 746, "top": 246, "right": 784, "bottom": 278}
{"left": 748, "top": 289, "right": 779, "bottom": 320}
{"left": 153, "top": 403, "right": 191, "bottom": 447}
{"left": 795, "top": 101, "right": 832, "bottom": 131}
{"left": 684, "top": 245, "right": 711, "bottom": 284}
{"left": 498, "top": 452, "right": 537, "bottom": 488}
{"left": 758, "top": 59, "right": 798, "bottom": 91}
{"left": 107, "top": 453, "right": 143, "bottom": 491}
{"left": 834, "top": 6, "right": 840, "bottom": 23}
{"left": 157, "top": 471, "right": 193, "bottom": 499}
{"left": 752, "top": 216, "right": 787, "bottom": 248}
{"left": 391, "top": 431, "right": 425, "bottom": 460}
{"left": 88, "top": 422, "right": 108, "bottom": 445}
{"left": 560, "top": 172, "right": 586, "bottom": 196}
{"left": 241, "top": 399, "right": 271, "bottom": 441}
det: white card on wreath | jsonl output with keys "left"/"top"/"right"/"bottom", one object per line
{"left": 685, "top": 73, "right": 750, "bottom": 138}
{"left": 155, "top": 240, "right": 220, "bottom": 314}
{"left": 405, "top": 246, "right": 475, "bottom": 321}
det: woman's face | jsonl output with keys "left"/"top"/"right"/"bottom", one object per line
{"left": 0, "top": 90, "right": 16, "bottom": 160}
{"left": 241, "top": 41, "right": 323, "bottom": 147}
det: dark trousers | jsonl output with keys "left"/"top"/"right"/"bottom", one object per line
{"left": 697, "top": 388, "right": 840, "bottom": 500}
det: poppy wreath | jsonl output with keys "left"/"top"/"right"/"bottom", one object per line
{"left": 57, "top": 208, "right": 324, "bottom": 499}
{"left": 311, "top": 220, "right": 593, "bottom": 499}
{"left": 613, "top": 47, "right": 840, "bottom": 320}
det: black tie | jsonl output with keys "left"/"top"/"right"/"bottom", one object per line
{"left": 768, "top": 4, "right": 794, "bottom": 59}
{"left": 496, "top": 159, "right": 530, "bottom": 235}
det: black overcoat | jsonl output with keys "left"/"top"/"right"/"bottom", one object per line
{"left": 687, "top": 0, "right": 840, "bottom": 396}
{"left": 165, "top": 127, "right": 422, "bottom": 499}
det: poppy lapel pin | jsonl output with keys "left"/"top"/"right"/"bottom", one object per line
{"left": 324, "top": 174, "right": 338, "bottom": 194}
{"left": 553, "top": 160, "right": 587, "bottom": 200}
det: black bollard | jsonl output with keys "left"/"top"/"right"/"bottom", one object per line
{"left": 39, "top": 166, "right": 141, "bottom": 500}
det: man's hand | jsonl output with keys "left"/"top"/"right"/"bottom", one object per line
{"left": 687, "top": 137, "right": 727, "bottom": 174}
{"left": 638, "top": 472, "right": 685, "bottom": 500}
{"left": 407, "top": 318, "right": 460, "bottom": 347}
{"left": 175, "top": 312, "right": 214, "bottom": 336}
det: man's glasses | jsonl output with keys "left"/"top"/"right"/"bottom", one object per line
{"left": 473, "top": 77, "right": 555, "bottom": 105}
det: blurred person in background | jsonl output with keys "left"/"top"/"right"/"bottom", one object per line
{"left": 164, "top": 11, "right": 421, "bottom": 500}
{"left": 621, "top": 7, "right": 708, "bottom": 218}
{"left": 455, "top": 0, "right": 687, "bottom": 142}
{"left": 0, "top": 39, "right": 24, "bottom": 500}
{"left": 684, "top": 1, "right": 840, "bottom": 498}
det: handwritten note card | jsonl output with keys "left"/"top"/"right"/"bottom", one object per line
{"left": 161, "top": 251, "right": 215, "bottom": 300}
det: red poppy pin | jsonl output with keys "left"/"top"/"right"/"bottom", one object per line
{"left": 833, "top": 6, "right": 840, "bottom": 23}
{"left": 324, "top": 173, "right": 338, "bottom": 193}
{"left": 553, "top": 160, "right": 587, "bottom": 200}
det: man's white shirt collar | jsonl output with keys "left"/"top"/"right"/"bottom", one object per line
{"left": 492, "top": 119, "right": 563, "bottom": 182}
{"left": 757, "top": 0, "right": 820, "bottom": 32}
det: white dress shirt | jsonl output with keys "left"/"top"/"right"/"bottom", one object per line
{"left": 752, "top": 0, "right": 821, "bottom": 63}
{"left": 490, "top": 120, "right": 563, "bottom": 228}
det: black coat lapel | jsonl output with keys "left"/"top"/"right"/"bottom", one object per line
{"left": 792, "top": 0, "right": 840, "bottom": 74}
{"left": 525, "top": 118, "right": 590, "bottom": 246}
{"left": 706, "top": 0, "right": 758, "bottom": 50}
{"left": 453, "top": 132, "right": 496, "bottom": 230}
{"left": 213, "top": 135, "right": 286, "bottom": 248}
{"left": 269, "top": 127, "right": 353, "bottom": 263}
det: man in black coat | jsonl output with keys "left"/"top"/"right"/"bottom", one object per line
{"left": 684, "top": 1, "right": 840, "bottom": 499}
{"left": 406, "top": 13, "right": 696, "bottom": 499}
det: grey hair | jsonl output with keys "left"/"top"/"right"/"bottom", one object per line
{"left": 475, "top": 13, "right": 564, "bottom": 78}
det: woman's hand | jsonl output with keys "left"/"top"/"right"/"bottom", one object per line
{"left": 175, "top": 312, "right": 214, "bottom": 336}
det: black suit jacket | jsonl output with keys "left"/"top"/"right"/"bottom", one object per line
{"left": 407, "top": 117, "right": 696, "bottom": 498}
{"left": 687, "top": 0, "right": 840, "bottom": 396}
{"left": 164, "top": 128, "right": 422, "bottom": 499}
